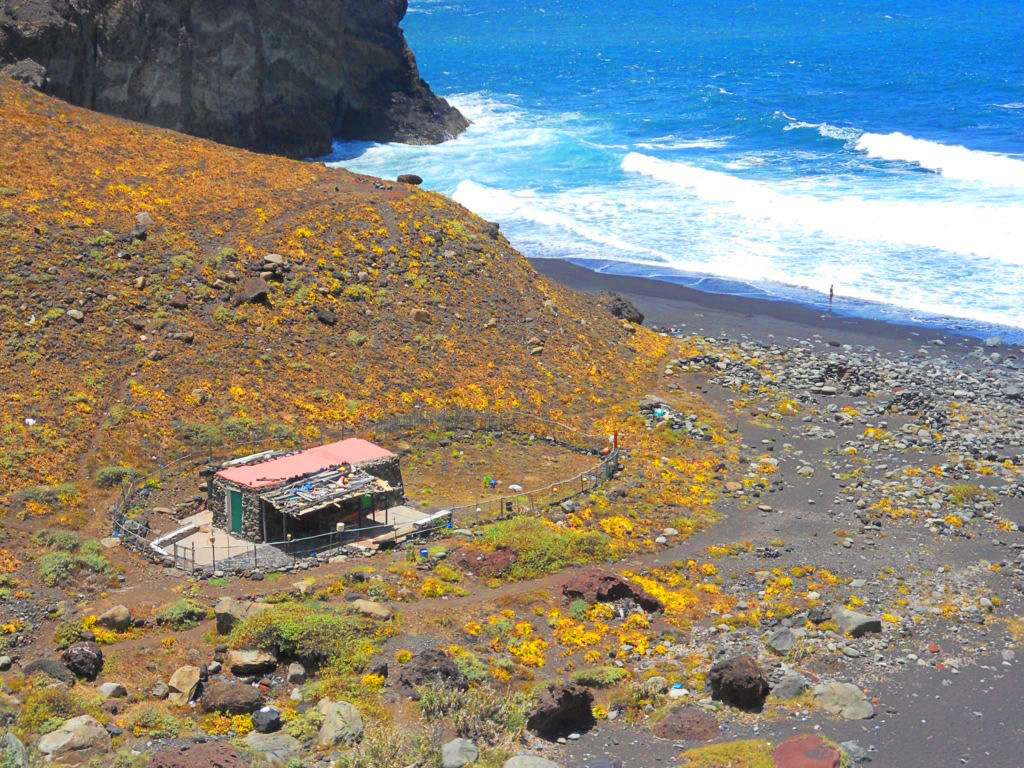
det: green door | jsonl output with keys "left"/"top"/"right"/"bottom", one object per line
{"left": 229, "top": 490, "right": 244, "bottom": 534}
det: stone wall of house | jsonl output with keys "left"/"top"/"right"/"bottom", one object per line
{"left": 361, "top": 456, "right": 405, "bottom": 498}
{"left": 211, "top": 477, "right": 264, "bottom": 543}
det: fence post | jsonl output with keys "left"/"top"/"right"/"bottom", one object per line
{"left": 253, "top": 542, "right": 258, "bottom": 570}
{"left": 191, "top": 542, "right": 196, "bottom": 574}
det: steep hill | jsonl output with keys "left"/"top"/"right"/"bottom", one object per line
{"left": 0, "top": 0, "right": 468, "bottom": 157}
{"left": 0, "top": 79, "right": 667, "bottom": 521}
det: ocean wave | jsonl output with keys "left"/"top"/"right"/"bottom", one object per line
{"left": 854, "top": 131, "right": 1024, "bottom": 186}
{"left": 993, "top": 103, "right": 1024, "bottom": 110}
{"left": 781, "top": 118, "right": 861, "bottom": 142}
{"left": 634, "top": 136, "right": 730, "bottom": 150}
{"left": 620, "top": 152, "right": 1024, "bottom": 264}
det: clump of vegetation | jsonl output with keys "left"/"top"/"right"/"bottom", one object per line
{"left": 346, "top": 330, "right": 370, "bottom": 347}
{"left": 678, "top": 740, "right": 775, "bottom": 768}
{"left": 229, "top": 603, "right": 367, "bottom": 664}
{"left": 156, "top": 599, "right": 207, "bottom": 629}
{"left": 418, "top": 684, "right": 531, "bottom": 745}
{"left": 176, "top": 422, "right": 223, "bottom": 446}
{"left": 122, "top": 705, "right": 187, "bottom": 739}
{"left": 16, "top": 483, "right": 77, "bottom": 507}
{"left": 570, "top": 666, "right": 628, "bottom": 688}
{"left": 94, "top": 465, "right": 138, "bottom": 488}
{"left": 334, "top": 726, "right": 436, "bottom": 768}
{"left": 478, "top": 517, "right": 612, "bottom": 580}
{"left": 949, "top": 483, "right": 991, "bottom": 507}
{"left": 18, "top": 684, "right": 100, "bottom": 736}
{"left": 33, "top": 529, "right": 82, "bottom": 552}
{"left": 343, "top": 284, "right": 374, "bottom": 301}
{"left": 37, "top": 540, "right": 112, "bottom": 587}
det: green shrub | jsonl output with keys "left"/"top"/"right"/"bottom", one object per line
{"left": 122, "top": 705, "right": 186, "bottom": 739}
{"left": 229, "top": 603, "right": 366, "bottom": 664}
{"left": 87, "top": 231, "right": 115, "bottom": 247}
{"left": 156, "top": 599, "right": 207, "bottom": 629}
{"left": 38, "top": 546, "right": 112, "bottom": 587}
{"left": 18, "top": 685, "right": 98, "bottom": 735}
{"left": 176, "top": 422, "right": 222, "bottom": 446}
{"left": 94, "top": 465, "right": 138, "bottom": 488}
{"left": 418, "top": 685, "right": 531, "bottom": 745}
{"left": 33, "top": 529, "right": 82, "bottom": 552}
{"left": 479, "top": 517, "right": 612, "bottom": 580}
{"left": 346, "top": 330, "right": 369, "bottom": 347}
{"left": 282, "top": 707, "right": 324, "bottom": 742}
{"left": 16, "top": 483, "right": 77, "bottom": 507}
{"left": 569, "top": 599, "right": 589, "bottom": 620}
{"left": 343, "top": 284, "right": 373, "bottom": 301}
{"left": 334, "top": 726, "right": 435, "bottom": 768}
{"left": 570, "top": 666, "right": 627, "bottom": 688}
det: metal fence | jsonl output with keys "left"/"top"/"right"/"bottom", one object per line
{"left": 109, "top": 407, "right": 618, "bottom": 572}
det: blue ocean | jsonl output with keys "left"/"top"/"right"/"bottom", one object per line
{"left": 328, "top": 0, "right": 1024, "bottom": 339}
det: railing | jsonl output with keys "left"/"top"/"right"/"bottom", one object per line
{"left": 109, "top": 407, "right": 618, "bottom": 573}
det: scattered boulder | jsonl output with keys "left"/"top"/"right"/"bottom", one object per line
{"left": 504, "top": 759, "right": 561, "bottom": 768}
{"left": 772, "top": 734, "right": 842, "bottom": 768}
{"left": 650, "top": 706, "right": 719, "bottom": 741}
{"left": 148, "top": 742, "right": 250, "bottom": 768}
{"left": 167, "top": 665, "right": 203, "bottom": 705}
{"left": 771, "top": 670, "right": 811, "bottom": 700}
{"left": 412, "top": 308, "right": 433, "bottom": 324}
{"left": 253, "top": 706, "right": 282, "bottom": 734}
{"left": 397, "top": 174, "right": 423, "bottom": 185}
{"left": 286, "top": 662, "right": 306, "bottom": 685}
{"left": 202, "top": 680, "right": 263, "bottom": 714}
{"left": 233, "top": 276, "right": 271, "bottom": 307}
{"left": 66, "top": 309, "right": 84, "bottom": 322}
{"left": 150, "top": 682, "right": 170, "bottom": 700}
{"left": 168, "top": 291, "right": 188, "bottom": 309}
{"left": 23, "top": 659, "right": 75, "bottom": 686}
{"left": 525, "top": 683, "right": 595, "bottom": 741}
{"left": 132, "top": 212, "right": 154, "bottom": 239}
{"left": 317, "top": 699, "right": 364, "bottom": 746}
{"left": 602, "top": 292, "right": 644, "bottom": 325}
{"left": 766, "top": 627, "right": 797, "bottom": 655}
{"left": 811, "top": 682, "right": 874, "bottom": 720}
{"left": 314, "top": 307, "right": 338, "bottom": 326}
{"left": 2, "top": 59, "right": 46, "bottom": 89}
{"left": 61, "top": 642, "right": 103, "bottom": 680}
{"left": 244, "top": 731, "right": 301, "bottom": 767}
{"left": 1, "top": 732, "right": 28, "bottom": 768}
{"left": 709, "top": 655, "right": 769, "bottom": 711}
{"left": 96, "top": 605, "right": 131, "bottom": 633}
{"left": 98, "top": 682, "right": 127, "bottom": 699}
{"left": 560, "top": 567, "right": 663, "bottom": 613}
{"left": 831, "top": 607, "right": 882, "bottom": 638}
{"left": 37, "top": 715, "right": 111, "bottom": 766}
{"left": 395, "top": 649, "right": 468, "bottom": 699}
{"left": 442, "top": 738, "right": 479, "bottom": 768}
{"left": 225, "top": 648, "right": 277, "bottom": 676}
{"left": 350, "top": 599, "right": 393, "bottom": 620}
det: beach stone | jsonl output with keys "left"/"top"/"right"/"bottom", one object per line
{"left": 317, "top": 699, "right": 364, "bottom": 746}
{"left": 812, "top": 682, "right": 874, "bottom": 720}
{"left": 772, "top": 670, "right": 811, "bottom": 700}
{"left": 766, "top": 627, "right": 797, "bottom": 655}
{"left": 148, "top": 742, "right": 249, "bottom": 768}
{"left": 245, "top": 731, "right": 301, "bottom": 767}
{"left": 252, "top": 706, "right": 282, "bottom": 734}
{"left": 202, "top": 680, "right": 263, "bottom": 714}
{"left": 225, "top": 648, "right": 277, "bottom": 676}
{"left": 96, "top": 605, "right": 131, "bottom": 632}
{"left": 772, "top": 734, "right": 841, "bottom": 768}
{"left": 23, "top": 658, "right": 75, "bottom": 685}
{"left": 831, "top": 607, "right": 882, "bottom": 638}
{"left": 167, "top": 665, "right": 202, "bottom": 705}
{"left": 61, "top": 642, "right": 103, "bottom": 680}
{"left": 650, "top": 706, "right": 719, "bottom": 741}
{"left": 442, "top": 737, "right": 479, "bottom": 768}
{"left": 350, "top": 599, "right": 393, "bottom": 620}
{"left": 37, "top": 715, "right": 110, "bottom": 765}
{"left": 0, "top": 656, "right": 10, "bottom": 671}
{"left": 709, "top": 654, "right": 769, "bottom": 710}
{"left": 526, "top": 683, "right": 595, "bottom": 740}
{"left": 504, "top": 758, "right": 561, "bottom": 768}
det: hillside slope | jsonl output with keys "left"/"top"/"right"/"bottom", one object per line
{"left": 0, "top": 0, "right": 468, "bottom": 157}
{"left": 0, "top": 79, "right": 666, "bottom": 520}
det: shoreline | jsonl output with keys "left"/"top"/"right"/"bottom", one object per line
{"left": 530, "top": 258, "right": 1021, "bottom": 356}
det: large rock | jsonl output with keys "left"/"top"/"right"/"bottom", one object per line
{"left": 23, "top": 658, "right": 75, "bottom": 685}
{"left": 709, "top": 655, "right": 769, "bottom": 711}
{"left": 504, "top": 756, "right": 562, "bottom": 768}
{"left": 395, "top": 649, "right": 468, "bottom": 699}
{"left": 226, "top": 648, "right": 277, "bottom": 676}
{"left": 61, "top": 642, "right": 103, "bottom": 680}
{"left": 811, "top": 682, "right": 874, "bottom": 720}
{"left": 650, "top": 706, "right": 719, "bottom": 741}
{"left": 37, "top": 715, "right": 110, "bottom": 766}
{"left": 233, "top": 276, "right": 271, "bottom": 307}
{"left": 442, "top": 738, "right": 479, "bottom": 768}
{"left": 148, "top": 742, "right": 250, "bottom": 768}
{"left": 560, "top": 567, "right": 663, "bottom": 613}
{"left": 317, "top": 699, "right": 364, "bottom": 746}
{"left": 214, "top": 597, "right": 270, "bottom": 635}
{"left": 1, "top": 732, "right": 28, "bottom": 768}
{"left": 772, "top": 734, "right": 842, "bottom": 768}
{"left": 771, "top": 670, "right": 811, "bottom": 700}
{"left": 245, "top": 731, "right": 301, "bottom": 767}
{"left": 525, "top": 683, "right": 595, "bottom": 741}
{"left": 202, "top": 680, "right": 263, "bottom": 714}
{"left": 1, "top": 58, "right": 45, "bottom": 89}
{"left": 0, "top": 0, "right": 467, "bottom": 158}
{"left": 96, "top": 605, "right": 131, "bottom": 632}
{"left": 167, "top": 665, "right": 203, "bottom": 706}
{"left": 602, "top": 292, "right": 644, "bottom": 325}
{"left": 831, "top": 607, "right": 882, "bottom": 638}
{"left": 350, "top": 599, "right": 393, "bottom": 620}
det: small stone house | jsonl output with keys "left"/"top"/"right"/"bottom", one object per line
{"left": 209, "top": 438, "right": 404, "bottom": 543}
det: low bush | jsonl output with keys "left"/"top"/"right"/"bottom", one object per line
{"left": 122, "top": 705, "right": 187, "bottom": 739}
{"left": 570, "top": 666, "right": 628, "bottom": 688}
{"left": 156, "top": 599, "right": 207, "bottom": 629}
{"left": 229, "top": 603, "right": 367, "bottom": 664}
{"left": 478, "top": 517, "right": 612, "bottom": 580}
{"left": 417, "top": 684, "right": 531, "bottom": 746}
{"left": 334, "top": 726, "right": 435, "bottom": 768}
{"left": 176, "top": 422, "right": 222, "bottom": 446}
{"left": 18, "top": 684, "right": 100, "bottom": 736}
{"left": 38, "top": 541, "right": 112, "bottom": 587}
{"left": 94, "top": 465, "right": 138, "bottom": 488}
{"left": 33, "top": 529, "right": 82, "bottom": 552}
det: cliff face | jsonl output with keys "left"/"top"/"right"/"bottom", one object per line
{"left": 0, "top": 0, "right": 468, "bottom": 157}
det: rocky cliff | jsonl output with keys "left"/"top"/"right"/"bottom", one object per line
{"left": 0, "top": 0, "right": 468, "bottom": 157}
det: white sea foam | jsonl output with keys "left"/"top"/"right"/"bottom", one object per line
{"left": 854, "top": 131, "right": 1024, "bottom": 186}
{"left": 635, "top": 136, "right": 730, "bottom": 150}
{"left": 782, "top": 119, "right": 860, "bottom": 141}
{"left": 993, "top": 102, "right": 1024, "bottom": 110}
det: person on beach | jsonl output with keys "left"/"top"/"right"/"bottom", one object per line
{"left": 829, "top": 284, "right": 834, "bottom": 314}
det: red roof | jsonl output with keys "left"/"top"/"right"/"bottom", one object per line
{"left": 216, "top": 438, "right": 395, "bottom": 490}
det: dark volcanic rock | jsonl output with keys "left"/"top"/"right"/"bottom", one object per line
{"left": 560, "top": 567, "right": 663, "bottom": 613}
{"left": 23, "top": 658, "right": 75, "bottom": 685}
{"left": 1, "top": 57, "right": 45, "bottom": 88}
{"left": 62, "top": 641, "right": 104, "bottom": 680}
{"left": 148, "top": 741, "right": 251, "bottom": 768}
{"left": 0, "top": 0, "right": 468, "bottom": 158}
{"left": 526, "top": 683, "right": 595, "bottom": 741}
{"left": 650, "top": 706, "right": 720, "bottom": 741}
{"left": 395, "top": 649, "right": 468, "bottom": 700}
{"left": 397, "top": 174, "right": 423, "bottom": 185}
{"left": 602, "top": 292, "right": 644, "bottom": 325}
{"left": 449, "top": 547, "right": 518, "bottom": 578}
{"left": 233, "top": 277, "right": 271, "bottom": 307}
{"left": 202, "top": 680, "right": 263, "bottom": 714}
{"left": 709, "top": 654, "right": 769, "bottom": 711}
{"left": 772, "top": 734, "right": 842, "bottom": 768}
